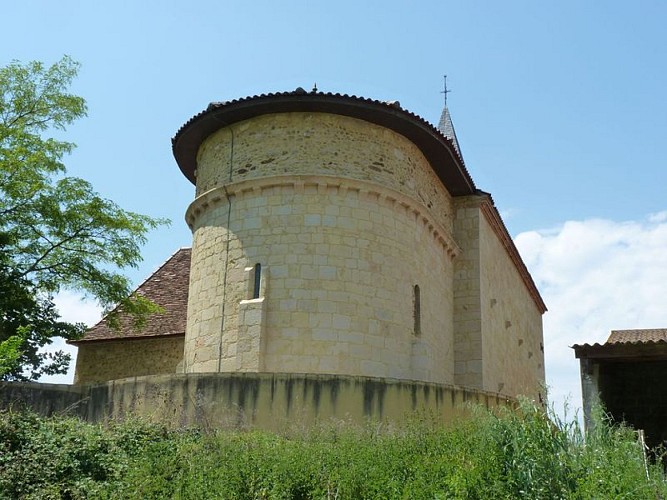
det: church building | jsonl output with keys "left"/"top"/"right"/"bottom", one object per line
{"left": 70, "top": 88, "right": 546, "bottom": 402}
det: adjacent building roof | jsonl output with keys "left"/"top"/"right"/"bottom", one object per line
{"left": 172, "top": 88, "right": 477, "bottom": 196}
{"left": 607, "top": 329, "right": 667, "bottom": 344}
{"left": 572, "top": 328, "right": 667, "bottom": 360}
{"left": 69, "top": 248, "right": 191, "bottom": 344}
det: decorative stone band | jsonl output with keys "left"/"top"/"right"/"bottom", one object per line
{"left": 479, "top": 199, "right": 547, "bottom": 314}
{"left": 185, "top": 175, "right": 461, "bottom": 259}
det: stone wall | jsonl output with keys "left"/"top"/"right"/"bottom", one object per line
{"left": 194, "top": 112, "right": 454, "bottom": 232}
{"left": 185, "top": 176, "right": 458, "bottom": 382}
{"left": 478, "top": 211, "right": 544, "bottom": 399}
{"left": 452, "top": 196, "right": 484, "bottom": 389}
{"left": 184, "top": 111, "right": 461, "bottom": 384}
{"left": 0, "top": 374, "right": 514, "bottom": 431}
{"left": 0, "top": 382, "right": 88, "bottom": 416}
{"left": 451, "top": 196, "right": 545, "bottom": 399}
{"left": 74, "top": 336, "right": 184, "bottom": 384}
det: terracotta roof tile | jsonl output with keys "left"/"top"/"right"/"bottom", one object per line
{"left": 606, "top": 329, "right": 667, "bottom": 345}
{"left": 70, "top": 248, "right": 191, "bottom": 343}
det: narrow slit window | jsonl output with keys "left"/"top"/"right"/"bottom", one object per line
{"left": 252, "top": 263, "right": 261, "bottom": 299}
{"left": 413, "top": 284, "right": 421, "bottom": 336}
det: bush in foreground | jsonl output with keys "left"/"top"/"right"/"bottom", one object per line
{"left": 1, "top": 402, "right": 665, "bottom": 499}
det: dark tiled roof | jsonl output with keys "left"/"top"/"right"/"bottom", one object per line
{"left": 70, "top": 248, "right": 191, "bottom": 343}
{"left": 172, "top": 88, "right": 476, "bottom": 196}
{"left": 607, "top": 329, "right": 667, "bottom": 344}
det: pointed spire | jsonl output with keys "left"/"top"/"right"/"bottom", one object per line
{"left": 438, "top": 105, "right": 462, "bottom": 158}
{"left": 437, "top": 75, "right": 462, "bottom": 158}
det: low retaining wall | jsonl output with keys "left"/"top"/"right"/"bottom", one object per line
{"left": 1, "top": 373, "right": 513, "bottom": 430}
{"left": 0, "top": 382, "right": 89, "bottom": 416}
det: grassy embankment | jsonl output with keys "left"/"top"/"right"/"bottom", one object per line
{"left": 1, "top": 401, "right": 665, "bottom": 499}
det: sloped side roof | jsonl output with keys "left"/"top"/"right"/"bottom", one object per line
{"left": 69, "top": 248, "right": 191, "bottom": 344}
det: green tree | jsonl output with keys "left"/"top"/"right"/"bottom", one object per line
{"left": 0, "top": 56, "right": 167, "bottom": 380}
{"left": 0, "top": 246, "right": 83, "bottom": 380}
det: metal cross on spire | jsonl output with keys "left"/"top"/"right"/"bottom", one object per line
{"left": 440, "top": 75, "right": 451, "bottom": 107}
{"left": 437, "top": 75, "right": 461, "bottom": 157}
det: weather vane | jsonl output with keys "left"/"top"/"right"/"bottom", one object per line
{"left": 440, "top": 75, "right": 451, "bottom": 107}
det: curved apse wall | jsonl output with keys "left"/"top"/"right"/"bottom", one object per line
{"left": 183, "top": 112, "right": 459, "bottom": 384}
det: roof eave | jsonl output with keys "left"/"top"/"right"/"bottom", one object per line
{"left": 172, "top": 91, "right": 476, "bottom": 196}
{"left": 68, "top": 331, "right": 185, "bottom": 346}
{"left": 572, "top": 340, "right": 667, "bottom": 360}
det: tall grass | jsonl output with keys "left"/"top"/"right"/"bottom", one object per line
{"left": 1, "top": 401, "right": 665, "bottom": 499}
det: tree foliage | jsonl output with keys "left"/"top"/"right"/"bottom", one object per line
{"left": 0, "top": 56, "right": 168, "bottom": 380}
{"left": 0, "top": 246, "right": 84, "bottom": 380}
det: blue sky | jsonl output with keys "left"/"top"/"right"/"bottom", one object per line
{"left": 3, "top": 1, "right": 667, "bottom": 412}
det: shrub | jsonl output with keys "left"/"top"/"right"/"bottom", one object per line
{"left": 2, "top": 402, "right": 666, "bottom": 499}
{"left": 0, "top": 409, "right": 170, "bottom": 499}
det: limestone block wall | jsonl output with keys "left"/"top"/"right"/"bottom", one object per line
{"left": 478, "top": 211, "right": 544, "bottom": 399}
{"left": 452, "top": 195, "right": 545, "bottom": 399}
{"left": 73, "top": 336, "right": 184, "bottom": 384}
{"left": 452, "top": 197, "right": 483, "bottom": 389}
{"left": 185, "top": 176, "right": 458, "bottom": 383}
{"left": 183, "top": 111, "right": 460, "bottom": 384}
{"left": 236, "top": 296, "right": 267, "bottom": 371}
{"left": 194, "top": 113, "right": 454, "bottom": 233}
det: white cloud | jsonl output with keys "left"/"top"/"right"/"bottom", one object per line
{"left": 37, "top": 292, "right": 102, "bottom": 384}
{"left": 515, "top": 214, "right": 667, "bottom": 415}
{"left": 53, "top": 291, "right": 104, "bottom": 326}
{"left": 499, "top": 207, "right": 519, "bottom": 221}
{"left": 648, "top": 210, "right": 667, "bottom": 223}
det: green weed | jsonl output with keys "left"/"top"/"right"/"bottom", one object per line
{"left": 1, "top": 401, "right": 666, "bottom": 499}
